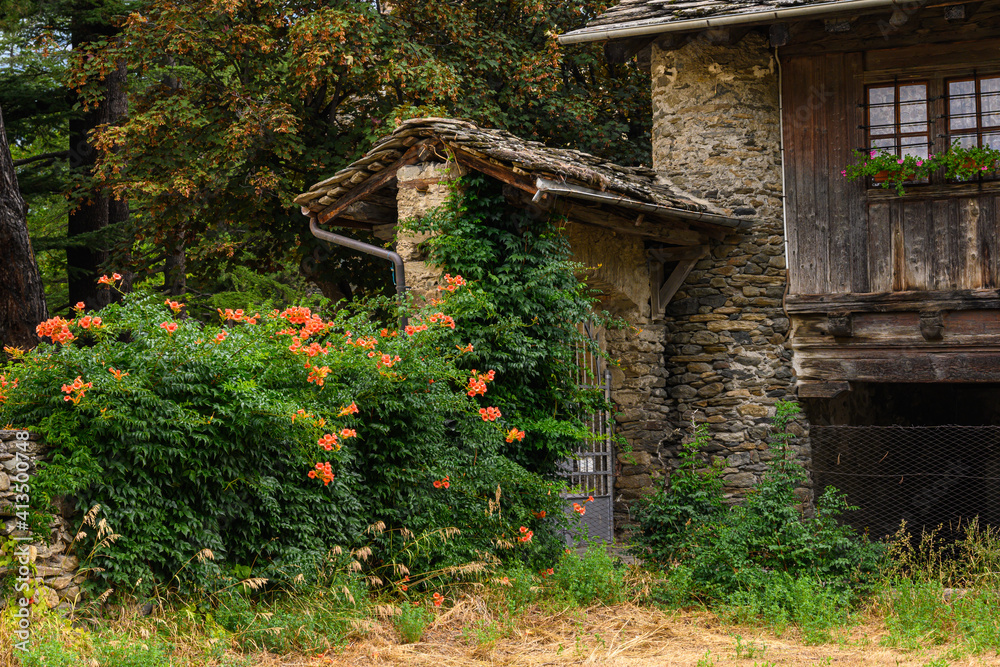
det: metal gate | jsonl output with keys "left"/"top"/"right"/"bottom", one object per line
{"left": 557, "top": 323, "right": 614, "bottom": 545}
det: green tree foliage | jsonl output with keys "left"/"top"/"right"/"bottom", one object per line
{"left": 66, "top": 0, "right": 649, "bottom": 295}
{"left": 0, "top": 284, "right": 568, "bottom": 595}
{"left": 1, "top": 0, "right": 140, "bottom": 313}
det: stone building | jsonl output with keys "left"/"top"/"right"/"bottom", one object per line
{"left": 562, "top": 0, "right": 1000, "bottom": 537}
{"left": 297, "top": 0, "right": 1000, "bottom": 537}
{"left": 294, "top": 118, "right": 760, "bottom": 539}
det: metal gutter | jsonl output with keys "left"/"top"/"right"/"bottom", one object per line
{"left": 308, "top": 216, "right": 409, "bottom": 328}
{"left": 558, "top": 0, "right": 903, "bottom": 44}
{"left": 533, "top": 177, "right": 756, "bottom": 229}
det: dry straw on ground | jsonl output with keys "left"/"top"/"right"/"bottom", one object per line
{"left": 267, "top": 598, "right": 1000, "bottom": 667}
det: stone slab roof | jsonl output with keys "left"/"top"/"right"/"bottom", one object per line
{"left": 294, "top": 117, "right": 721, "bottom": 216}
{"left": 559, "top": 0, "right": 913, "bottom": 44}
{"left": 588, "top": 0, "right": 837, "bottom": 30}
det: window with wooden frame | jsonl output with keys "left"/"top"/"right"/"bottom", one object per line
{"left": 866, "top": 81, "right": 931, "bottom": 159}
{"left": 946, "top": 75, "right": 1000, "bottom": 150}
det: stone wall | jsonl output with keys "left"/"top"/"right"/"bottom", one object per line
{"left": 564, "top": 224, "right": 650, "bottom": 322}
{"left": 609, "top": 32, "right": 809, "bottom": 534}
{"left": 395, "top": 161, "right": 463, "bottom": 302}
{"left": 0, "top": 431, "right": 83, "bottom": 609}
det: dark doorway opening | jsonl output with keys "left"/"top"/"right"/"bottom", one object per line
{"left": 804, "top": 384, "right": 1000, "bottom": 541}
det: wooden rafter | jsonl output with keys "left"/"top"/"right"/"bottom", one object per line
{"left": 316, "top": 141, "right": 436, "bottom": 226}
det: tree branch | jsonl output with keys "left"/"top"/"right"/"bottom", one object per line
{"left": 13, "top": 150, "right": 70, "bottom": 167}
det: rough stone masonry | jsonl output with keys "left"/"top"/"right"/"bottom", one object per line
{"left": 608, "top": 32, "right": 810, "bottom": 534}
{"left": 0, "top": 431, "right": 84, "bottom": 609}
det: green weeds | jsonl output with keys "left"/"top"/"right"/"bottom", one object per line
{"left": 732, "top": 634, "right": 767, "bottom": 659}
{"left": 394, "top": 603, "right": 434, "bottom": 644}
{"left": 547, "top": 544, "right": 628, "bottom": 607}
{"left": 633, "top": 402, "right": 882, "bottom": 644}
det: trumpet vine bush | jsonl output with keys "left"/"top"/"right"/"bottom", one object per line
{"left": 404, "top": 174, "right": 614, "bottom": 472}
{"left": 0, "top": 275, "right": 570, "bottom": 597}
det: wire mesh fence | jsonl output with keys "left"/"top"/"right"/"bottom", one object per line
{"left": 810, "top": 425, "right": 1000, "bottom": 542}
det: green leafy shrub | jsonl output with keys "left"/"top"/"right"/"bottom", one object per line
{"left": 394, "top": 603, "right": 434, "bottom": 644}
{"left": 0, "top": 281, "right": 567, "bottom": 596}
{"left": 632, "top": 402, "right": 883, "bottom": 619}
{"left": 547, "top": 544, "right": 627, "bottom": 606}
{"left": 630, "top": 422, "right": 724, "bottom": 565}
{"left": 720, "top": 572, "right": 853, "bottom": 643}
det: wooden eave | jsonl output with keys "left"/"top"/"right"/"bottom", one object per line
{"left": 301, "top": 138, "right": 752, "bottom": 246}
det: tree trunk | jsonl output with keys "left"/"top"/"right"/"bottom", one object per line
{"left": 164, "top": 236, "right": 187, "bottom": 296}
{"left": 68, "top": 19, "right": 129, "bottom": 310}
{"left": 0, "top": 103, "right": 49, "bottom": 351}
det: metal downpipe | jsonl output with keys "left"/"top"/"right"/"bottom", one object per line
{"left": 308, "top": 216, "right": 408, "bottom": 328}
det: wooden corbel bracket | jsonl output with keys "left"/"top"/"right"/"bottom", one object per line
{"left": 824, "top": 311, "right": 854, "bottom": 338}
{"left": 649, "top": 245, "right": 709, "bottom": 319}
{"left": 919, "top": 310, "right": 945, "bottom": 341}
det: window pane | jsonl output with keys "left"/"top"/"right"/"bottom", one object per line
{"left": 901, "top": 135, "right": 928, "bottom": 159}
{"left": 983, "top": 132, "right": 1000, "bottom": 150}
{"left": 955, "top": 134, "right": 978, "bottom": 149}
{"left": 981, "top": 77, "right": 1000, "bottom": 128}
{"left": 899, "top": 84, "right": 927, "bottom": 133}
{"left": 872, "top": 137, "right": 896, "bottom": 153}
{"left": 869, "top": 86, "right": 895, "bottom": 136}
{"left": 949, "top": 80, "right": 977, "bottom": 132}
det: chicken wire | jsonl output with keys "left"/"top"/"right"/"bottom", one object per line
{"left": 810, "top": 425, "right": 1000, "bottom": 542}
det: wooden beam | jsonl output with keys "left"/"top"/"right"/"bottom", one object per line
{"left": 604, "top": 36, "right": 655, "bottom": 64}
{"left": 558, "top": 201, "right": 708, "bottom": 245}
{"left": 339, "top": 201, "right": 396, "bottom": 225}
{"left": 449, "top": 147, "right": 536, "bottom": 193}
{"left": 790, "top": 310, "right": 1000, "bottom": 350}
{"left": 647, "top": 245, "right": 709, "bottom": 262}
{"left": 794, "top": 348, "right": 1000, "bottom": 383}
{"left": 501, "top": 186, "right": 710, "bottom": 245}
{"left": 888, "top": 7, "right": 911, "bottom": 28}
{"left": 785, "top": 289, "right": 1000, "bottom": 314}
{"left": 769, "top": 23, "right": 790, "bottom": 47}
{"left": 919, "top": 310, "right": 945, "bottom": 341}
{"left": 659, "top": 257, "right": 700, "bottom": 308}
{"left": 823, "top": 17, "right": 855, "bottom": 33}
{"left": 316, "top": 141, "right": 436, "bottom": 225}
{"left": 777, "top": 3, "right": 997, "bottom": 57}
{"left": 824, "top": 312, "right": 854, "bottom": 338}
{"left": 797, "top": 381, "right": 851, "bottom": 399}
{"left": 649, "top": 260, "right": 665, "bottom": 321}
{"left": 699, "top": 26, "right": 752, "bottom": 46}
{"left": 944, "top": 3, "right": 966, "bottom": 21}
{"left": 651, "top": 248, "right": 706, "bottom": 318}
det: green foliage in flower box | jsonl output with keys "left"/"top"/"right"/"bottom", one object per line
{"left": 843, "top": 142, "right": 1000, "bottom": 195}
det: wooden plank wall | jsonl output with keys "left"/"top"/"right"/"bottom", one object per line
{"left": 783, "top": 52, "right": 866, "bottom": 295}
{"left": 783, "top": 56, "right": 1000, "bottom": 296}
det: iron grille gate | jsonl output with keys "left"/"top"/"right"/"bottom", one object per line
{"left": 811, "top": 425, "right": 1000, "bottom": 542}
{"left": 557, "top": 323, "right": 614, "bottom": 545}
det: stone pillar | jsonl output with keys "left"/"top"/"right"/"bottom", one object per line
{"left": 0, "top": 431, "right": 84, "bottom": 608}
{"left": 561, "top": 224, "right": 675, "bottom": 533}
{"left": 644, "top": 33, "right": 807, "bottom": 503}
{"left": 394, "top": 161, "right": 463, "bottom": 303}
